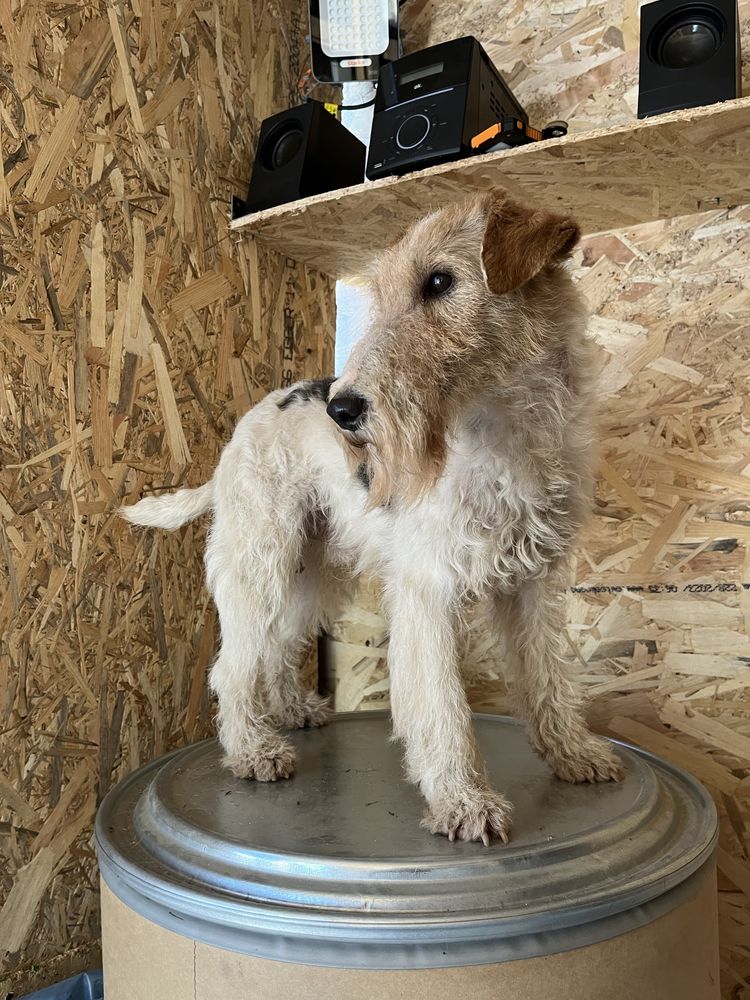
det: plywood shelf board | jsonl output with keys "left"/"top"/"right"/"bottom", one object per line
{"left": 231, "top": 97, "right": 750, "bottom": 278}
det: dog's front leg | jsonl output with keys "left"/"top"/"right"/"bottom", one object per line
{"left": 500, "top": 568, "right": 623, "bottom": 783}
{"left": 385, "top": 582, "right": 512, "bottom": 845}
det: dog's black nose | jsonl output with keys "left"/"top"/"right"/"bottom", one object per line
{"left": 327, "top": 393, "right": 368, "bottom": 431}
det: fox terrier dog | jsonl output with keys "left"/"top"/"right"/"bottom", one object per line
{"left": 122, "top": 189, "right": 623, "bottom": 845}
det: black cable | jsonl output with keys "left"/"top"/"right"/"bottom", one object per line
{"left": 337, "top": 95, "right": 376, "bottom": 111}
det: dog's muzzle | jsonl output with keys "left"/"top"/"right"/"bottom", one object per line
{"left": 326, "top": 392, "right": 368, "bottom": 433}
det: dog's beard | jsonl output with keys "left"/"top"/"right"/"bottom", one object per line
{"left": 340, "top": 401, "right": 446, "bottom": 508}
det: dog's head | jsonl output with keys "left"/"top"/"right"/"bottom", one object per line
{"left": 327, "top": 190, "right": 582, "bottom": 505}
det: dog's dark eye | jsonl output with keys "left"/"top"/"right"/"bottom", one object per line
{"left": 423, "top": 272, "right": 453, "bottom": 299}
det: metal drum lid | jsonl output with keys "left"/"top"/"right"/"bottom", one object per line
{"left": 96, "top": 712, "right": 717, "bottom": 969}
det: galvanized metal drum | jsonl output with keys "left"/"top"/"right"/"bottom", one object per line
{"left": 96, "top": 712, "right": 720, "bottom": 1000}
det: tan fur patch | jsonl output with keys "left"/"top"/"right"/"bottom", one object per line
{"left": 481, "top": 192, "right": 580, "bottom": 296}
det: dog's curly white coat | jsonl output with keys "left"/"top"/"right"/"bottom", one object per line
{"left": 123, "top": 192, "right": 623, "bottom": 845}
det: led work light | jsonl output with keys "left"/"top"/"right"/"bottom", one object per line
{"left": 308, "top": 0, "right": 400, "bottom": 83}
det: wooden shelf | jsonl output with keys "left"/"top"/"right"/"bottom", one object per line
{"left": 230, "top": 97, "right": 750, "bottom": 278}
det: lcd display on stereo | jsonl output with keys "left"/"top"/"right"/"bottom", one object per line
{"left": 399, "top": 62, "right": 445, "bottom": 85}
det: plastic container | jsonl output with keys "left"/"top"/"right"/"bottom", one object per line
{"left": 20, "top": 971, "right": 103, "bottom": 1000}
{"left": 96, "top": 712, "right": 720, "bottom": 999}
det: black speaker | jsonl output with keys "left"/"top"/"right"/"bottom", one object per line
{"left": 232, "top": 102, "right": 366, "bottom": 218}
{"left": 638, "top": 0, "right": 741, "bottom": 118}
{"left": 366, "top": 36, "right": 527, "bottom": 181}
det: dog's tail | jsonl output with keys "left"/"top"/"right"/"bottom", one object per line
{"left": 120, "top": 480, "right": 214, "bottom": 531}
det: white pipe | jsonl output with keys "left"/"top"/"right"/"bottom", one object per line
{"left": 335, "top": 80, "right": 376, "bottom": 374}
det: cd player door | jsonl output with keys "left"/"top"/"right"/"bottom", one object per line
{"left": 366, "top": 86, "right": 469, "bottom": 180}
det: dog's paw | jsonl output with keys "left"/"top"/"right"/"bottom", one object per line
{"left": 224, "top": 740, "right": 296, "bottom": 782}
{"left": 423, "top": 788, "right": 513, "bottom": 846}
{"left": 300, "top": 692, "right": 332, "bottom": 728}
{"left": 272, "top": 693, "right": 332, "bottom": 730}
{"left": 547, "top": 737, "right": 624, "bottom": 784}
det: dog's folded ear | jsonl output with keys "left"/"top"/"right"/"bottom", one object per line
{"left": 480, "top": 191, "right": 580, "bottom": 296}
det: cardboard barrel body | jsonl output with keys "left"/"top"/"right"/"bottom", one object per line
{"left": 96, "top": 713, "right": 720, "bottom": 999}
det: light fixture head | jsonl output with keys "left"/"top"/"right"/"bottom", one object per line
{"left": 308, "top": 0, "right": 400, "bottom": 84}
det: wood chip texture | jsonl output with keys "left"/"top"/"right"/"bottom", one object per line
{"left": 0, "top": 0, "right": 332, "bottom": 994}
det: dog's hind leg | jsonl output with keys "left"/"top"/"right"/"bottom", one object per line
{"left": 206, "top": 452, "right": 320, "bottom": 782}
{"left": 208, "top": 571, "right": 297, "bottom": 780}
{"left": 210, "top": 644, "right": 295, "bottom": 781}
{"left": 261, "top": 539, "right": 333, "bottom": 731}
{"left": 498, "top": 567, "right": 624, "bottom": 783}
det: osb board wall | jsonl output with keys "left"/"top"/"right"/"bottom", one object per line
{"left": 325, "top": 2, "right": 750, "bottom": 998}
{"left": 0, "top": 0, "right": 333, "bottom": 994}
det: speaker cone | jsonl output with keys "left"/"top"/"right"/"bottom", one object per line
{"left": 261, "top": 122, "right": 305, "bottom": 171}
{"left": 649, "top": 5, "right": 725, "bottom": 68}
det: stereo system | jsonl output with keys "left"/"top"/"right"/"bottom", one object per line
{"left": 232, "top": 101, "right": 366, "bottom": 217}
{"left": 366, "top": 37, "right": 527, "bottom": 181}
{"left": 638, "top": 0, "right": 740, "bottom": 117}
{"left": 233, "top": 15, "right": 744, "bottom": 220}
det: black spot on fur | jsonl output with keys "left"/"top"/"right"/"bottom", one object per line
{"left": 356, "top": 463, "right": 370, "bottom": 491}
{"left": 277, "top": 377, "right": 335, "bottom": 411}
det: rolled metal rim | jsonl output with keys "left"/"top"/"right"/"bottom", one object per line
{"left": 96, "top": 712, "right": 718, "bottom": 969}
